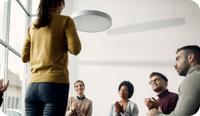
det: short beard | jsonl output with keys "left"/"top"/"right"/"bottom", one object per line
{"left": 179, "top": 60, "right": 190, "bottom": 76}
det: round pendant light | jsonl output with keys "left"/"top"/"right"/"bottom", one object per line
{"left": 71, "top": 10, "right": 112, "bottom": 32}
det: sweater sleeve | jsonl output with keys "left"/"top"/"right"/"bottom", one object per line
{"left": 21, "top": 27, "right": 31, "bottom": 63}
{"left": 86, "top": 101, "right": 92, "bottom": 116}
{"left": 65, "top": 97, "right": 73, "bottom": 116}
{"left": 65, "top": 17, "right": 81, "bottom": 56}
{"left": 166, "top": 94, "right": 178, "bottom": 114}
{"left": 157, "top": 72, "right": 200, "bottom": 116}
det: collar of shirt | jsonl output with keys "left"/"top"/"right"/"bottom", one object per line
{"left": 77, "top": 96, "right": 85, "bottom": 100}
{"left": 157, "top": 89, "right": 169, "bottom": 98}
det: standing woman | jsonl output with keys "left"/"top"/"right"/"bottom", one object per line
{"left": 21, "top": 0, "right": 81, "bottom": 115}
{"left": 66, "top": 80, "right": 92, "bottom": 116}
{"left": 109, "top": 81, "right": 139, "bottom": 116}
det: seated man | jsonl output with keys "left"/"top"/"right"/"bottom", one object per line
{"left": 145, "top": 72, "right": 178, "bottom": 114}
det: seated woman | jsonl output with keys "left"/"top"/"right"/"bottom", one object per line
{"left": 109, "top": 81, "right": 139, "bottom": 116}
{"left": 66, "top": 80, "right": 92, "bottom": 116}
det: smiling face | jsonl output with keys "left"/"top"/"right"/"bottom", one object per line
{"left": 74, "top": 81, "right": 85, "bottom": 95}
{"left": 149, "top": 75, "right": 167, "bottom": 93}
{"left": 119, "top": 85, "right": 129, "bottom": 99}
{"left": 175, "top": 50, "right": 190, "bottom": 76}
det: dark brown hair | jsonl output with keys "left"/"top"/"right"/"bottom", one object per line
{"left": 150, "top": 72, "right": 168, "bottom": 82}
{"left": 35, "top": 0, "right": 65, "bottom": 28}
{"left": 177, "top": 45, "right": 200, "bottom": 64}
{"left": 74, "top": 80, "right": 85, "bottom": 87}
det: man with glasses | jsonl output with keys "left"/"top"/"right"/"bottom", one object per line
{"left": 145, "top": 72, "right": 178, "bottom": 114}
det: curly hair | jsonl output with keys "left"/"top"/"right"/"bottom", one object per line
{"left": 118, "top": 81, "right": 134, "bottom": 99}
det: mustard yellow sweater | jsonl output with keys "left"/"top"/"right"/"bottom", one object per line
{"left": 21, "top": 13, "right": 81, "bottom": 84}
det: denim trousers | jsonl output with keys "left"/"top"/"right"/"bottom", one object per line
{"left": 25, "top": 83, "right": 69, "bottom": 116}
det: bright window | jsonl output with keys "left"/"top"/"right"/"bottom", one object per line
{"left": 0, "top": 0, "right": 30, "bottom": 115}
{"left": 0, "top": 44, "right": 6, "bottom": 79}
{"left": 9, "top": 0, "right": 27, "bottom": 53}
{"left": 0, "top": 0, "right": 8, "bottom": 41}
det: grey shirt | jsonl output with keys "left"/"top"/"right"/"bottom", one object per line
{"left": 157, "top": 65, "right": 200, "bottom": 116}
{"left": 109, "top": 100, "right": 139, "bottom": 116}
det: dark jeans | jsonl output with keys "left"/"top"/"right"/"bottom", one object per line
{"left": 25, "top": 83, "right": 69, "bottom": 116}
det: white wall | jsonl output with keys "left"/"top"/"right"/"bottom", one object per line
{"left": 66, "top": 0, "right": 200, "bottom": 115}
{"left": 76, "top": 64, "right": 182, "bottom": 116}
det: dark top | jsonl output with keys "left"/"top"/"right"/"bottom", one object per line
{"left": 157, "top": 89, "right": 178, "bottom": 114}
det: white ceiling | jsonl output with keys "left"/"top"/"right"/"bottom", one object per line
{"left": 63, "top": 0, "right": 200, "bottom": 65}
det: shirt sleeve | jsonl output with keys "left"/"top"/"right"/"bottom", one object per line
{"left": 21, "top": 27, "right": 31, "bottom": 63}
{"left": 109, "top": 104, "right": 114, "bottom": 116}
{"left": 132, "top": 103, "right": 139, "bottom": 116}
{"left": 65, "top": 17, "right": 81, "bottom": 55}
{"left": 109, "top": 104, "right": 121, "bottom": 116}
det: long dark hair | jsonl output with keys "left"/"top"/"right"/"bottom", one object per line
{"left": 35, "top": 0, "right": 65, "bottom": 28}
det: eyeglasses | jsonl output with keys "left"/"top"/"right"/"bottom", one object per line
{"left": 148, "top": 78, "right": 161, "bottom": 85}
